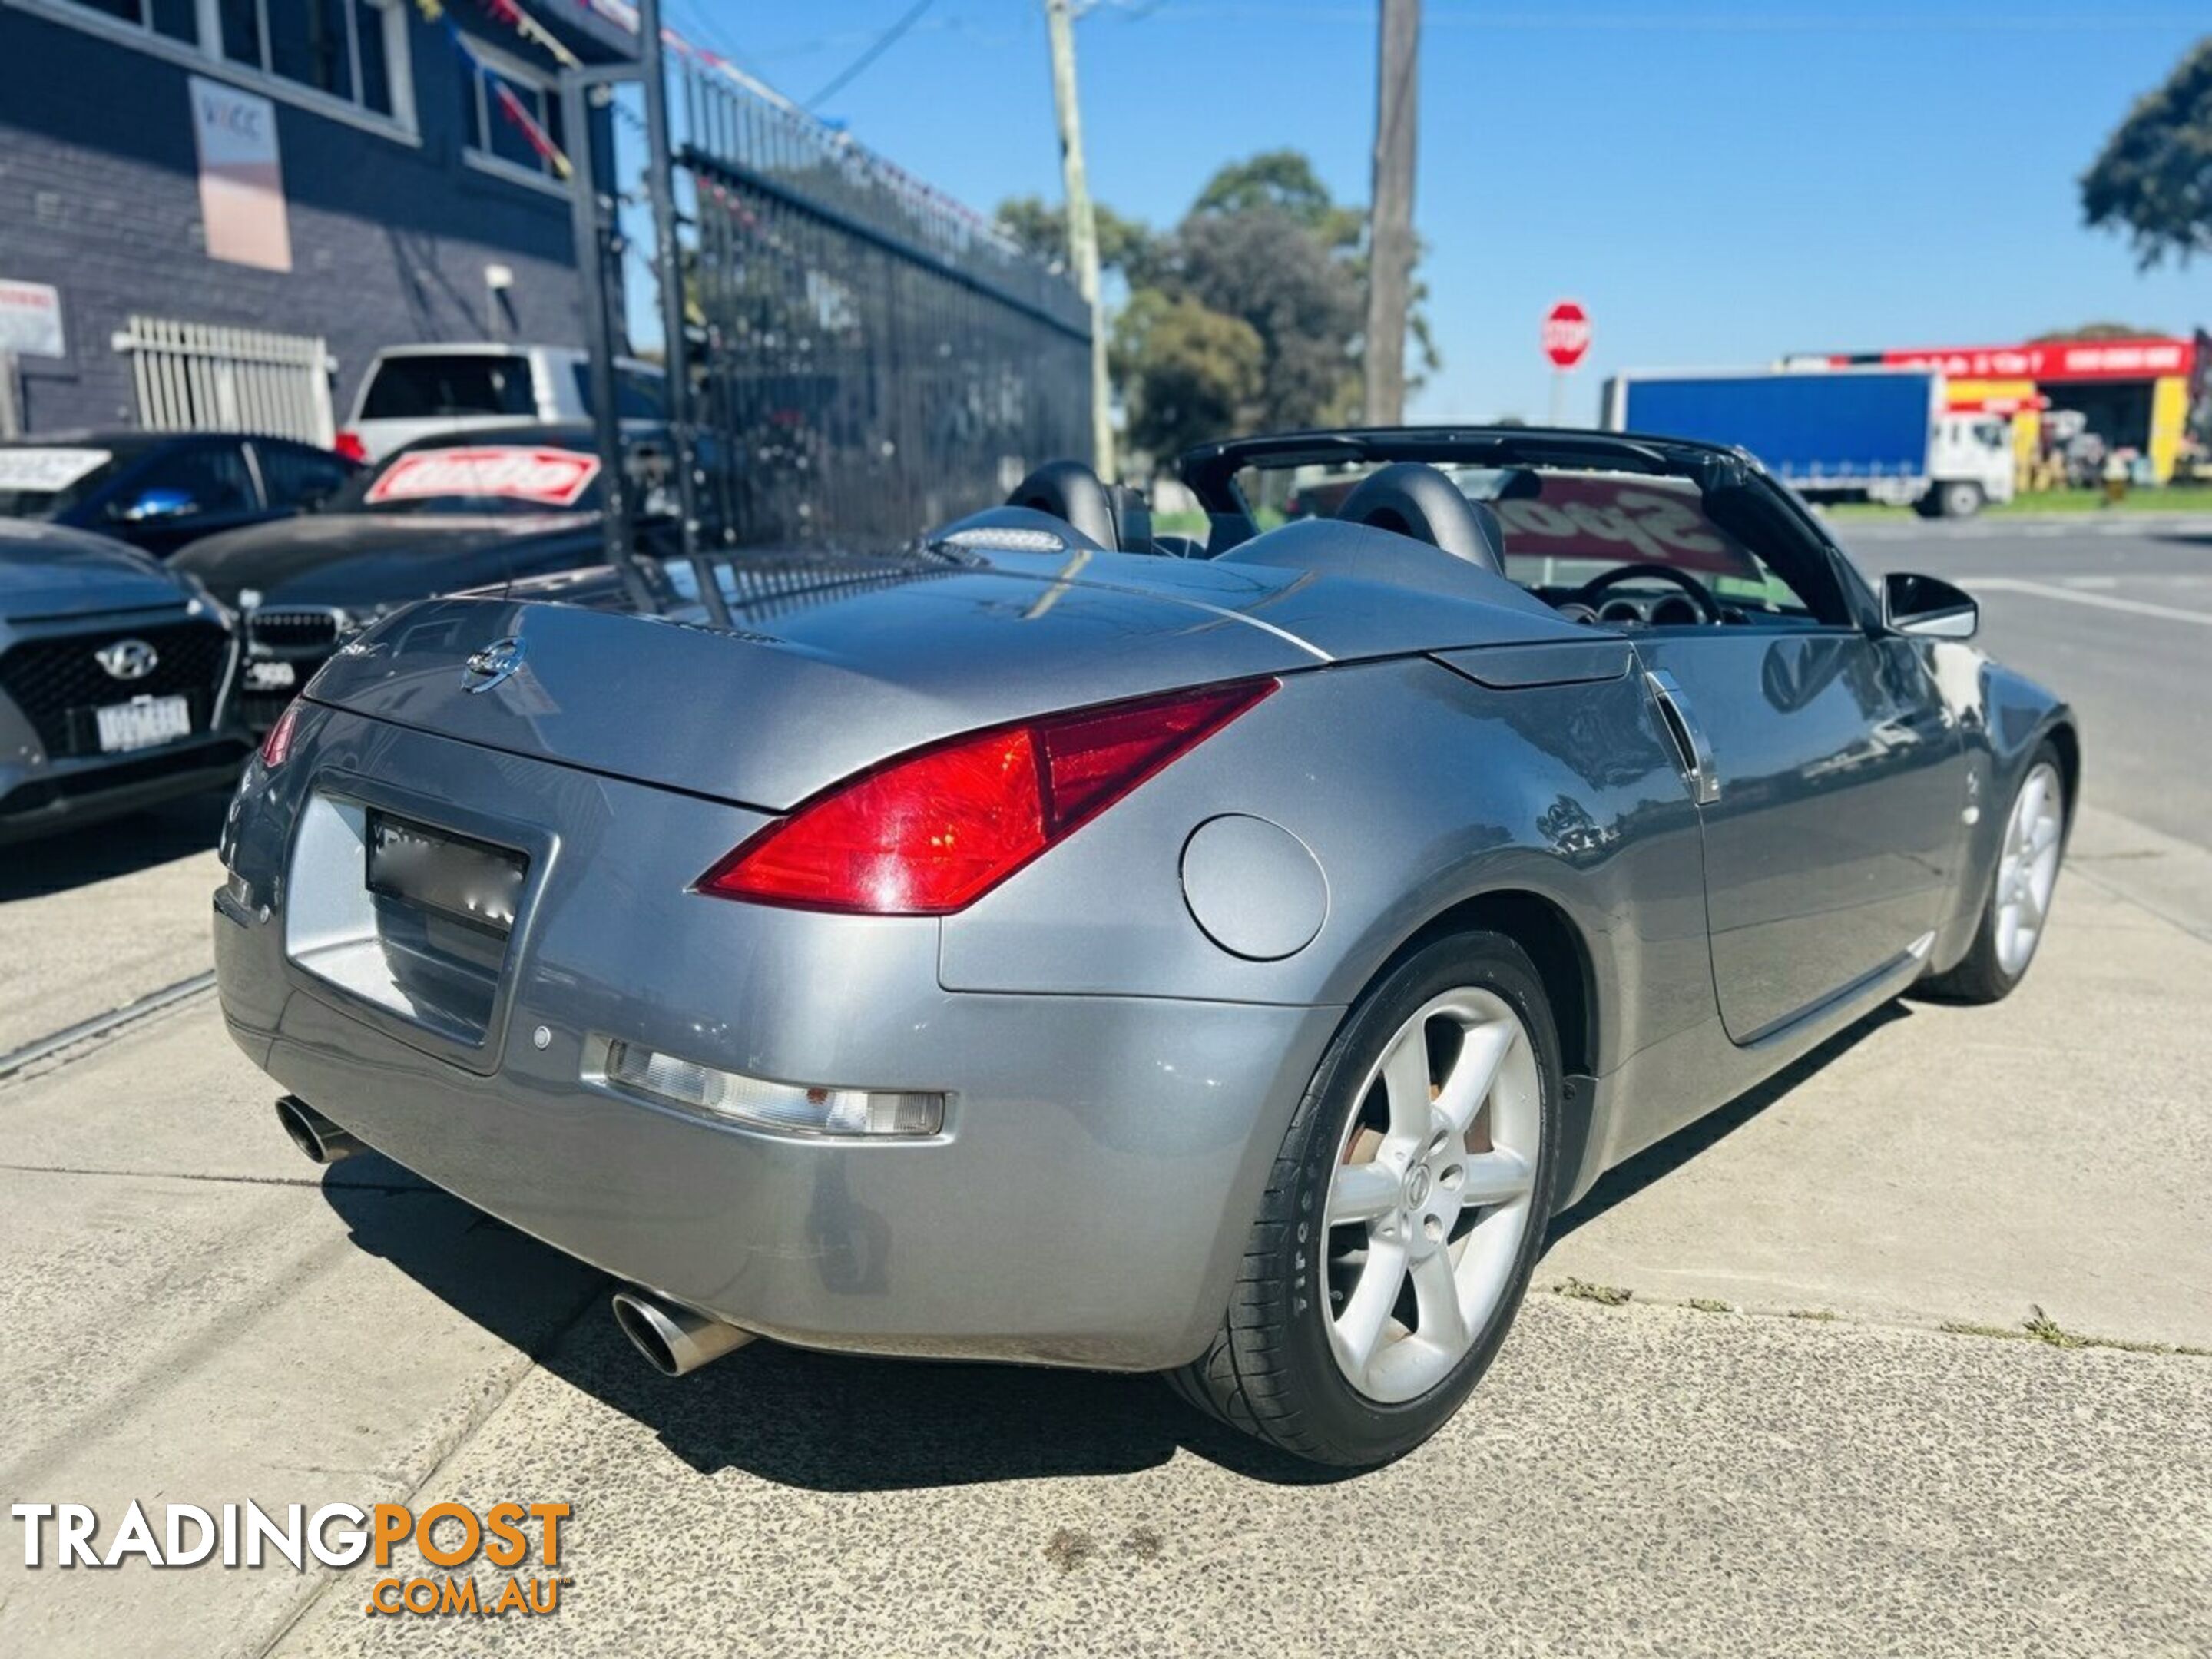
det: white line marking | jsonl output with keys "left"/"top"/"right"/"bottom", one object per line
{"left": 2063, "top": 576, "right": 2118, "bottom": 589}
{"left": 1972, "top": 577, "right": 2212, "bottom": 628}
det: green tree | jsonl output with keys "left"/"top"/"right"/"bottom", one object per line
{"left": 992, "top": 196, "right": 1164, "bottom": 287}
{"left": 2081, "top": 38, "right": 2212, "bottom": 265}
{"left": 1190, "top": 149, "right": 1364, "bottom": 250}
{"left": 1174, "top": 206, "right": 1365, "bottom": 432}
{"left": 1001, "top": 149, "right": 1440, "bottom": 465}
{"left": 2029, "top": 322, "right": 2162, "bottom": 342}
{"left": 1111, "top": 290, "right": 1265, "bottom": 459}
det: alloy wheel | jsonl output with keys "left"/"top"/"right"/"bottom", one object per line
{"left": 1995, "top": 760, "right": 2064, "bottom": 977}
{"left": 1322, "top": 987, "right": 1542, "bottom": 1403}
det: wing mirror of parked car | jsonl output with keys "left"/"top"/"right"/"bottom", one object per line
{"left": 1883, "top": 571, "right": 1979, "bottom": 639}
{"left": 115, "top": 486, "right": 200, "bottom": 523}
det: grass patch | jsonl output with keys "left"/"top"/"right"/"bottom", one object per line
{"left": 2022, "top": 1305, "right": 2088, "bottom": 1348}
{"left": 1687, "top": 1297, "right": 1734, "bottom": 1313}
{"left": 1149, "top": 506, "right": 1286, "bottom": 536}
{"left": 1821, "top": 484, "right": 2212, "bottom": 521}
{"left": 1937, "top": 1306, "right": 2210, "bottom": 1357}
{"left": 1786, "top": 1308, "right": 1839, "bottom": 1322}
{"left": 1555, "top": 1277, "right": 1632, "bottom": 1306}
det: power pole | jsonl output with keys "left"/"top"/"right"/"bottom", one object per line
{"left": 1045, "top": 0, "right": 1114, "bottom": 479}
{"left": 1363, "top": 0, "right": 1420, "bottom": 425}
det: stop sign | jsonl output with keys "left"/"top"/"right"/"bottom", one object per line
{"left": 1542, "top": 300, "right": 1591, "bottom": 369}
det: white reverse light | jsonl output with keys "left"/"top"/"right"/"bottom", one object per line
{"left": 600, "top": 1041, "right": 944, "bottom": 1137}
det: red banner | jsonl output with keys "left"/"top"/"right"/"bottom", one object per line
{"left": 367, "top": 448, "right": 599, "bottom": 508}
{"left": 1832, "top": 338, "right": 2193, "bottom": 384}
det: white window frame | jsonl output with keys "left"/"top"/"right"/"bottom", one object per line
{"left": 8, "top": 0, "right": 419, "bottom": 144}
{"left": 456, "top": 32, "right": 569, "bottom": 197}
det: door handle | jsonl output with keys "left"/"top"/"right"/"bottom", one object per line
{"left": 1644, "top": 668, "right": 1721, "bottom": 805}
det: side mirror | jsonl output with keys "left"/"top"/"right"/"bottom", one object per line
{"left": 1883, "top": 571, "right": 1978, "bottom": 640}
{"left": 115, "top": 486, "right": 199, "bottom": 523}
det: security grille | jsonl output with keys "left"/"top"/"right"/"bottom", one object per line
{"left": 111, "top": 316, "right": 337, "bottom": 446}
{"left": 594, "top": 59, "right": 1091, "bottom": 555}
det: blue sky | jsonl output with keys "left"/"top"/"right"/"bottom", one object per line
{"left": 658, "top": 0, "right": 2210, "bottom": 423}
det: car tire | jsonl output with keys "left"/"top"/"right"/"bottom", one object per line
{"left": 1168, "top": 930, "right": 1561, "bottom": 1467}
{"left": 1920, "top": 743, "right": 2067, "bottom": 1005}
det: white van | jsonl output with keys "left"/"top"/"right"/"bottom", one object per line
{"left": 339, "top": 344, "right": 665, "bottom": 462}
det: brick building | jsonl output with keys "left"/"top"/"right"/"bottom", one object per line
{"left": 0, "top": 0, "right": 632, "bottom": 439}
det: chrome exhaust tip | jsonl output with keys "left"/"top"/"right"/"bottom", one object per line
{"left": 274, "top": 1095, "right": 362, "bottom": 1165}
{"left": 611, "top": 1290, "right": 756, "bottom": 1377}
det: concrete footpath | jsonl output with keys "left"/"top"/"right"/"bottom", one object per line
{"left": 0, "top": 806, "right": 2207, "bottom": 1656}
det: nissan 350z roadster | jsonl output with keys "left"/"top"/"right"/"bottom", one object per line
{"left": 214, "top": 426, "right": 2075, "bottom": 1467}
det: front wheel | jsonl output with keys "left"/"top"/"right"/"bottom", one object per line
{"left": 1940, "top": 481, "right": 1986, "bottom": 518}
{"left": 1169, "top": 932, "right": 1560, "bottom": 1467}
{"left": 1922, "top": 745, "right": 2066, "bottom": 1003}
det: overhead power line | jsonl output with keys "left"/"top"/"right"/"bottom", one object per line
{"left": 805, "top": 0, "right": 940, "bottom": 109}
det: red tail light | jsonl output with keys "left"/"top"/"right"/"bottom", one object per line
{"left": 260, "top": 700, "right": 303, "bottom": 768}
{"left": 333, "top": 429, "right": 368, "bottom": 463}
{"left": 698, "top": 679, "right": 1278, "bottom": 915}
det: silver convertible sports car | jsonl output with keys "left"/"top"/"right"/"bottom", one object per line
{"left": 213, "top": 427, "right": 2075, "bottom": 1467}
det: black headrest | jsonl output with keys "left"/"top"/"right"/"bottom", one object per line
{"left": 1007, "top": 459, "right": 1118, "bottom": 551}
{"left": 1335, "top": 462, "right": 1507, "bottom": 575}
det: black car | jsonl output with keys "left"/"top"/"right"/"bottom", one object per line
{"left": 172, "top": 425, "right": 664, "bottom": 730}
{"left": 0, "top": 432, "right": 360, "bottom": 559}
{"left": 0, "top": 520, "right": 247, "bottom": 843}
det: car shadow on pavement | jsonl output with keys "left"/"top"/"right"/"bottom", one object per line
{"left": 320, "top": 1159, "right": 1353, "bottom": 1494}
{"left": 1545, "top": 999, "right": 1911, "bottom": 1247}
{"left": 316, "top": 1000, "right": 1922, "bottom": 1495}
{"left": 0, "top": 792, "right": 228, "bottom": 900}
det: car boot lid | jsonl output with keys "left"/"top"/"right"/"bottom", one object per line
{"left": 302, "top": 539, "right": 1583, "bottom": 811}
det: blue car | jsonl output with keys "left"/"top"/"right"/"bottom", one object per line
{"left": 0, "top": 431, "right": 359, "bottom": 560}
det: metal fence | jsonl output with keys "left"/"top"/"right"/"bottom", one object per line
{"left": 111, "top": 316, "right": 336, "bottom": 445}
{"left": 650, "top": 58, "right": 1094, "bottom": 553}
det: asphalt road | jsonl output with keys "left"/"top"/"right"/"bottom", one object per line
{"left": 2, "top": 518, "right": 2207, "bottom": 1657}
{"left": 1840, "top": 512, "right": 2212, "bottom": 859}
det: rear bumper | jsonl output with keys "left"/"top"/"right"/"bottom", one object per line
{"left": 212, "top": 709, "right": 1341, "bottom": 1369}
{"left": 219, "top": 919, "right": 1335, "bottom": 1370}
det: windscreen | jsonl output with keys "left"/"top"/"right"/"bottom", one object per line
{"left": 1237, "top": 459, "right": 1818, "bottom": 618}
{"left": 359, "top": 355, "right": 535, "bottom": 421}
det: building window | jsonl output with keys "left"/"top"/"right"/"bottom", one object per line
{"left": 28, "top": 0, "right": 412, "bottom": 131}
{"left": 459, "top": 38, "right": 565, "bottom": 181}
{"left": 219, "top": 0, "right": 399, "bottom": 118}
{"left": 55, "top": 0, "right": 196, "bottom": 42}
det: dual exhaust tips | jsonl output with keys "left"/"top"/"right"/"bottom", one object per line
{"left": 273, "top": 1096, "right": 755, "bottom": 1378}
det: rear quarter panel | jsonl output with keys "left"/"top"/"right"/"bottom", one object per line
{"left": 939, "top": 655, "right": 1712, "bottom": 1075}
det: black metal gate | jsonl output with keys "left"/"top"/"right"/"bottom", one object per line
{"left": 566, "top": 24, "right": 1091, "bottom": 565}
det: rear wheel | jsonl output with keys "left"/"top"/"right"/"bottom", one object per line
{"left": 1922, "top": 746, "right": 2065, "bottom": 1003}
{"left": 1170, "top": 932, "right": 1559, "bottom": 1467}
